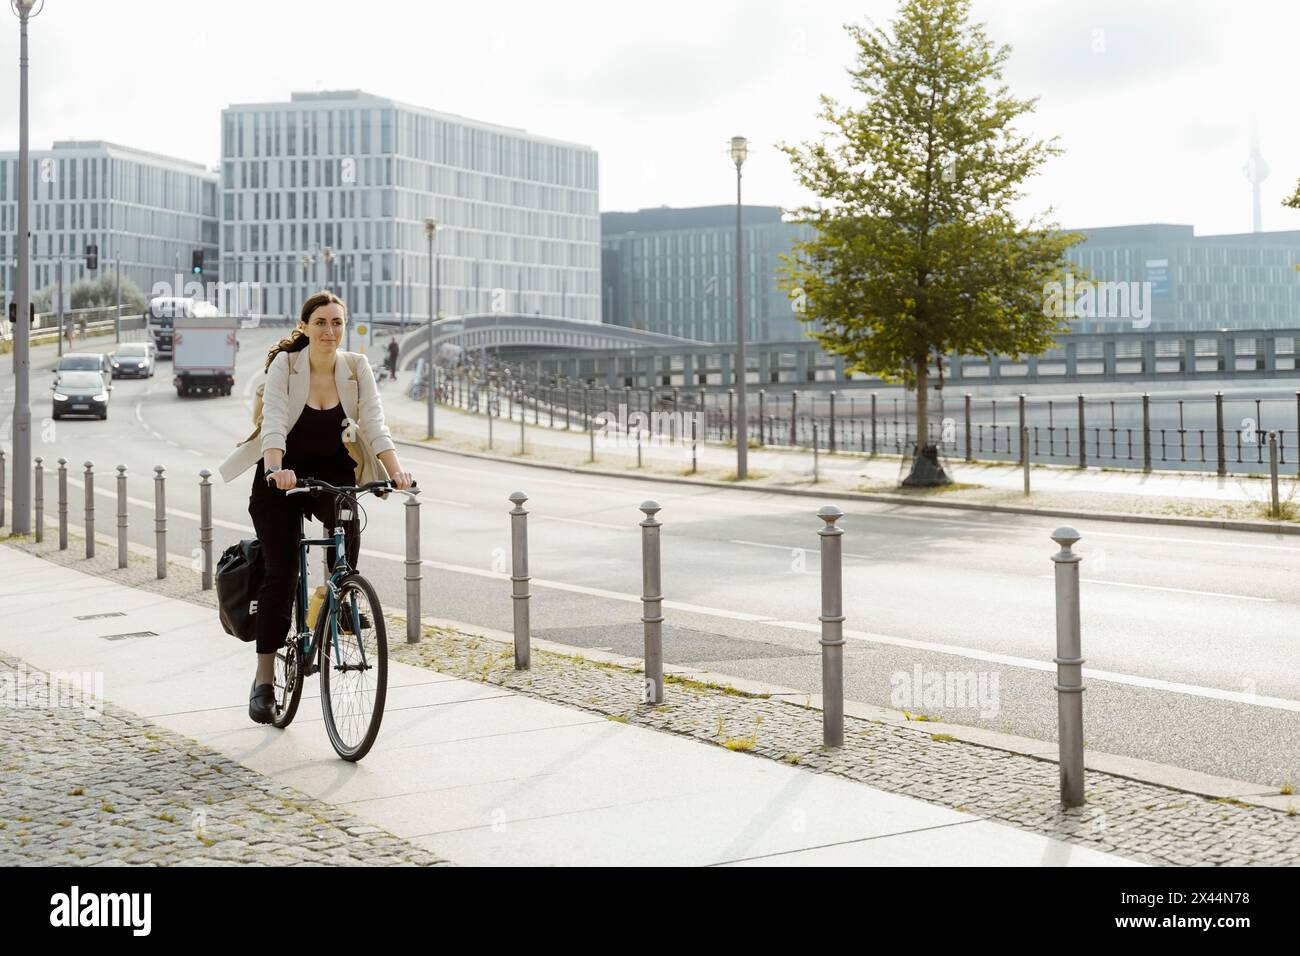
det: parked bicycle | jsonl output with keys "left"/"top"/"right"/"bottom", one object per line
{"left": 270, "top": 475, "right": 420, "bottom": 761}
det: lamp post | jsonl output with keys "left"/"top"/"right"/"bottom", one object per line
{"left": 323, "top": 245, "right": 335, "bottom": 294}
{"left": 10, "top": 0, "right": 44, "bottom": 534}
{"left": 730, "top": 135, "right": 748, "bottom": 480}
{"left": 424, "top": 217, "right": 438, "bottom": 440}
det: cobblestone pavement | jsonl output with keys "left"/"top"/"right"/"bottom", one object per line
{"left": 6, "top": 529, "right": 1299, "bottom": 866}
{"left": 0, "top": 651, "right": 449, "bottom": 867}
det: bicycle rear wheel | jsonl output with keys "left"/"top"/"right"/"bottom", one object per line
{"left": 271, "top": 630, "right": 306, "bottom": 729}
{"left": 319, "top": 573, "right": 388, "bottom": 761}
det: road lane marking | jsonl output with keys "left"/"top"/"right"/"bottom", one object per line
{"left": 730, "top": 538, "right": 872, "bottom": 560}
{"left": 766, "top": 621, "right": 1300, "bottom": 713}
{"left": 1035, "top": 574, "right": 1275, "bottom": 602}
{"left": 537, "top": 515, "right": 634, "bottom": 532}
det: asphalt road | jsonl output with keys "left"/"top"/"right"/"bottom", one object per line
{"left": 4, "top": 330, "right": 1298, "bottom": 787}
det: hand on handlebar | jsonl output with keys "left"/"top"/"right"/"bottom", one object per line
{"left": 266, "top": 467, "right": 298, "bottom": 490}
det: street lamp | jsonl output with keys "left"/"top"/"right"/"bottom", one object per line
{"left": 10, "top": 0, "right": 45, "bottom": 534}
{"left": 424, "top": 217, "right": 438, "bottom": 439}
{"left": 730, "top": 135, "right": 749, "bottom": 480}
{"left": 323, "top": 246, "right": 335, "bottom": 294}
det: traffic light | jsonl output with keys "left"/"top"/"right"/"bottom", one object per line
{"left": 8, "top": 302, "right": 34, "bottom": 326}
{"left": 85, "top": 244, "right": 98, "bottom": 271}
{"left": 191, "top": 250, "right": 203, "bottom": 276}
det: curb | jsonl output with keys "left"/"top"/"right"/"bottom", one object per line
{"left": 406, "top": 612, "right": 1294, "bottom": 813}
{"left": 392, "top": 435, "right": 1300, "bottom": 536}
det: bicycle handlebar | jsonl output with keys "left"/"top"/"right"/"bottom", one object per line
{"left": 285, "top": 476, "right": 420, "bottom": 500}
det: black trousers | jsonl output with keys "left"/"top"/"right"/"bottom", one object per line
{"left": 247, "top": 460, "right": 361, "bottom": 655}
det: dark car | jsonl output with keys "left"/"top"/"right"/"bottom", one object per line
{"left": 53, "top": 352, "right": 112, "bottom": 388}
{"left": 52, "top": 370, "right": 113, "bottom": 420}
{"left": 109, "top": 342, "right": 156, "bottom": 379}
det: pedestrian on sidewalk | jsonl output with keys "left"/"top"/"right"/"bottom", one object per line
{"left": 386, "top": 338, "right": 399, "bottom": 384}
{"left": 217, "top": 291, "right": 417, "bottom": 725}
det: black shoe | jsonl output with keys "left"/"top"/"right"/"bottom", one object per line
{"left": 249, "top": 680, "right": 275, "bottom": 724}
{"left": 339, "top": 605, "right": 371, "bottom": 635}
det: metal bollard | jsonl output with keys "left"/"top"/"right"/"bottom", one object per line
{"left": 812, "top": 423, "right": 820, "bottom": 483}
{"left": 509, "top": 491, "right": 531, "bottom": 669}
{"left": 1141, "top": 392, "right": 1152, "bottom": 472}
{"left": 57, "top": 458, "right": 68, "bottom": 550}
{"left": 871, "top": 392, "right": 878, "bottom": 456}
{"left": 817, "top": 506, "right": 845, "bottom": 748}
{"left": 829, "top": 390, "right": 837, "bottom": 453}
{"left": 1023, "top": 426, "right": 1031, "bottom": 495}
{"left": 116, "top": 466, "right": 127, "bottom": 569}
{"left": 690, "top": 418, "right": 698, "bottom": 474}
{"left": 34, "top": 457, "right": 44, "bottom": 544}
{"left": 1269, "top": 431, "right": 1281, "bottom": 519}
{"left": 791, "top": 389, "right": 799, "bottom": 447}
{"left": 488, "top": 400, "right": 494, "bottom": 450}
{"left": 636, "top": 430, "right": 643, "bottom": 468}
{"left": 153, "top": 465, "right": 167, "bottom": 579}
{"left": 0, "top": 447, "right": 6, "bottom": 527}
{"left": 404, "top": 492, "right": 422, "bottom": 644}
{"left": 758, "top": 389, "right": 766, "bottom": 445}
{"left": 639, "top": 501, "right": 663, "bottom": 704}
{"left": 199, "top": 469, "right": 213, "bottom": 589}
{"left": 1018, "top": 393, "right": 1027, "bottom": 465}
{"left": 588, "top": 419, "right": 596, "bottom": 463}
{"left": 1215, "top": 391, "right": 1226, "bottom": 477}
{"left": 83, "top": 461, "right": 94, "bottom": 557}
{"left": 727, "top": 388, "right": 734, "bottom": 441}
{"left": 1077, "top": 395, "right": 1087, "bottom": 469}
{"left": 1050, "top": 527, "right": 1085, "bottom": 808}
{"left": 964, "top": 393, "right": 972, "bottom": 462}
{"left": 519, "top": 410, "right": 527, "bottom": 456}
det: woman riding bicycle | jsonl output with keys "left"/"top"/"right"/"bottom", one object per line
{"left": 218, "top": 291, "right": 415, "bottom": 724}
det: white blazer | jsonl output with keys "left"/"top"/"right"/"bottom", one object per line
{"left": 218, "top": 348, "right": 396, "bottom": 483}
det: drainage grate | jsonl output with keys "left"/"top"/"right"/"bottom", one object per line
{"left": 98, "top": 631, "right": 158, "bottom": 641}
{"left": 75, "top": 611, "right": 127, "bottom": 621}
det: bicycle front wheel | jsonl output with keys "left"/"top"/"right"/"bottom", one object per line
{"left": 319, "top": 573, "right": 388, "bottom": 761}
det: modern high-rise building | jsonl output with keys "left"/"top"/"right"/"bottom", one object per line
{"left": 219, "top": 89, "right": 600, "bottom": 325}
{"left": 601, "top": 205, "right": 815, "bottom": 343}
{"left": 0, "top": 140, "right": 218, "bottom": 313}
{"left": 1063, "top": 224, "right": 1300, "bottom": 332}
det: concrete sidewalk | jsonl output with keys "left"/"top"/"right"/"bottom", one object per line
{"left": 0, "top": 543, "right": 1134, "bottom": 867}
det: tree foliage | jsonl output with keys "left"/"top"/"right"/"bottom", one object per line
{"left": 777, "top": 0, "right": 1082, "bottom": 435}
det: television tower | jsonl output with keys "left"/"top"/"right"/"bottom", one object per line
{"left": 1243, "top": 128, "right": 1269, "bottom": 233}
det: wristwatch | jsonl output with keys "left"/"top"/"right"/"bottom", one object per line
{"left": 265, "top": 465, "right": 282, "bottom": 484}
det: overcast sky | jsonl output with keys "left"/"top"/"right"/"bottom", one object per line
{"left": 0, "top": 0, "right": 1296, "bottom": 236}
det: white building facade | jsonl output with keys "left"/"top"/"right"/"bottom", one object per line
{"left": 0, "top": 140, "right": 218, "bottom": 313}
{"left": 220, "top": 89, "right": 600, "bottom": 325}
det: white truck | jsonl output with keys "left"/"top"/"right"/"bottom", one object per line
{"left": 172, "top": 314, "right": 239, "bottom": 397}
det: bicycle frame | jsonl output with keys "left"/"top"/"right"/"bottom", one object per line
{"left": 291, "top": 494, "right": 365, "bottom": 676}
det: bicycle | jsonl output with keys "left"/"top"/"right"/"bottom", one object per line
{"left": 269, "top": 476, "right": 420, "bottom": 761}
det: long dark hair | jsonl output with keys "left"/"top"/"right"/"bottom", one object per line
{"left": 264, "top": 291, "right": 348, "bottom": 371}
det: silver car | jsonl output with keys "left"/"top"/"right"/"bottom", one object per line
{"left": 53, "top": 352, "right": 112, "bottom": 388}
{"left": 109, "top": 342, "right": 156, "bottom": 379}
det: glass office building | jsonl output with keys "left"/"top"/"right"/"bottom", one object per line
{"left": 1062, "top": 223, "right": 1300, "bottom": 332}
{"left": 220, "top": 90, "right": 600, "bottom": 324}
{"left": 601, "top": 205, "right": 815, "bottom": 343}
{"left": 0, "top": 140, "right": 218, "bottom": 314}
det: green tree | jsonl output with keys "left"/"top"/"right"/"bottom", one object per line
{"left": 778, "top": 0, "right": 1081, "bottom": 484}
{"left": 32, "top": 272, "right": 146, "bottom": 317}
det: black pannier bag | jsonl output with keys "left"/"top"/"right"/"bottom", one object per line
{"left": 215, "top": 538, "right": 264, "bottom": 642}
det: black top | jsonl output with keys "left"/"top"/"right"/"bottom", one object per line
{"left": 281, "top": 403, "right": 354, "bottom": 478}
